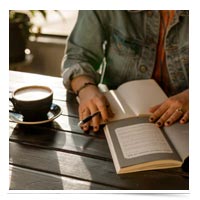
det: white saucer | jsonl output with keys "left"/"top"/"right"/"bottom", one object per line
{"left": 9, "top": 103, "right": 62, "bottom": 125}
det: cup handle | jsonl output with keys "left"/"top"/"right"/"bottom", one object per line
{"left": 9, "top": 97, "right": 17, "bottom": 112}
{"left": 9, "top": 97, "right": 14, "bottom": 104}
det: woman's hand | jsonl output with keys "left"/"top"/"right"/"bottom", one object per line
{"left": 71, "top": 76, "right": 114, "bottom": 132}
{"left": 149, "top": 89, "right": 189, "bottom": 127}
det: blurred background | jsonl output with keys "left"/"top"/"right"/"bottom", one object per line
{"left": 9, "top": 10, "right": 78, "bottom": 77}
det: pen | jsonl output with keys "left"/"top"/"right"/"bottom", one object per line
{"left": 78, "top": 111, "right": 101, "bottom": 127}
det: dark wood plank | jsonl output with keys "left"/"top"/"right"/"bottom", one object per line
{"left": 9, "top": 122, "right": 112, "bottom": 160}
{"left": 9, "top": 111, "right": 105, "bottom": 137}
{"left": 9, "top": 142, "right": 189, "bottom": 190}
{"left": 54, "top": 99, "right": 79, "bottom": 117}
{"left": 9, "top": 165, "right": 118, "bottom": 190}
{"left": 49, "top": 114, "right": 105, "bottom": 136}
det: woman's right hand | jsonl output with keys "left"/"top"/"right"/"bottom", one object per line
{"left": 71, "top": 76, "right": 114, "bottom": 132}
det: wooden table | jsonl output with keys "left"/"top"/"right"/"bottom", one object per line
{"left": 9, "top": 70, "right": 189, "bottom": 190}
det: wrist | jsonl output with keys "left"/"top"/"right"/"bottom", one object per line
{"left": 75, "top": 82, "right": 97, "bottom": 96}
{"left": 78, "top": 83, "right": 100, "bottom": 99}
{"left": 71, "top": 75, "right": 97, "bottom": 96}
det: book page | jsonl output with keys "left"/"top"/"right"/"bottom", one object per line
{"left": 115, "top": 123, "right": 173, "bottom": 159}
{"left": 163, "top": 123, "right": 189, "bottom": 161}
{"left": 104, "top": 90, "right": 135, "bottom": 121}
{"left": 116, "top": 79, "right": 168, "bottom": 116}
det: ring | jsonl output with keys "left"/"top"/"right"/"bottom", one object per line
{"left": 176, "top": 107, "right": 184, "bottom": 113}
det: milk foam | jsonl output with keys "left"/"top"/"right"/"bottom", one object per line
{"left": 15, "top": 88, "right": 51, "bottom": 101}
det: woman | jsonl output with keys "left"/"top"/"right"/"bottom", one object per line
{"left": 62, "top": 10, "right": 189, "bottom": 132}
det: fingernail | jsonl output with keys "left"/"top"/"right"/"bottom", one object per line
{"left": 149, "top": 117, "right": 154, "bottom": 122}
{"left": 165, "top": 121, "right": 170, "bottom": 126}
{"left": 180, "top": 119, "right": 185, "bottom": 123}
{"left": 93, "top": 126, "right": 99, "bottom": 132}
{"left": 156, "top": 121, "right": 161, "bottom": 127}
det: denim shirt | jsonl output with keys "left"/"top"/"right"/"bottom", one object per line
{"left": 62, "top": 10, "right": 189, "bottom": 96}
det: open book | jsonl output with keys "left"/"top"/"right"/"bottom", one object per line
{"left": 103, "top": 79, "right": 189, "bottom": 174}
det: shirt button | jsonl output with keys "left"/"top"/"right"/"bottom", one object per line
{"left": 139, "top": 65, "right": 147, "bottom": 73}
{"left": 147, "top": 11, "right": 153, "bottom": 17}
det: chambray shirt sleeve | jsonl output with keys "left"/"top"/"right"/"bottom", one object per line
{"left": 61, "top": 11, "right": 106, "bottom": 90}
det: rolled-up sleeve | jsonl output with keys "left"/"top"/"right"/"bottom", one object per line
{"left": 61, "top": 11, "right": 106, "bottom": 90}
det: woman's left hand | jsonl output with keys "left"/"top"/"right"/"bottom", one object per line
{"left": 149, "top": 89, "right": 189, "bottom": 127}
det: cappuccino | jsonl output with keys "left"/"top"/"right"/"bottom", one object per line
{"left": 14, "top": 87, "right": 51, "bottom": 101}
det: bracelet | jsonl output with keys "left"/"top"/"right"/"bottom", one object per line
{"left": 75, "top": 82, "right": 96, "bottom": 96}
